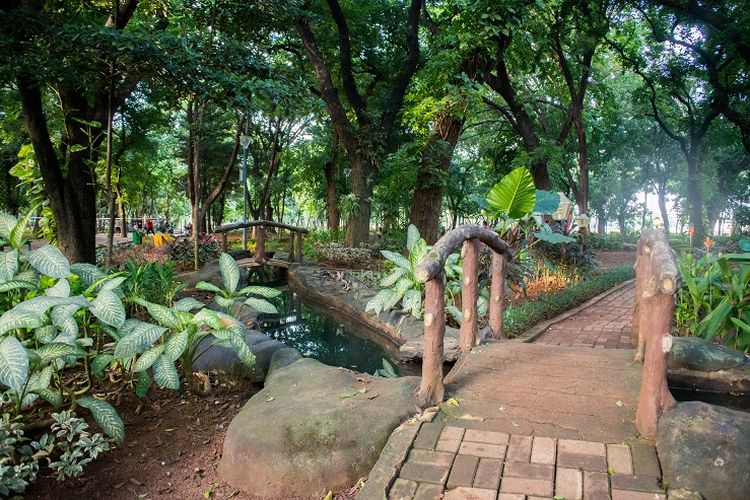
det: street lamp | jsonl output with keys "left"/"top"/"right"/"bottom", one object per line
{"left": 240, "top": 134, "right": 252, "bottom": 250}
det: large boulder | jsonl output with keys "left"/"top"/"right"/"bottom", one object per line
{"left": 667, "top": 337, "right": 750, "bottom": 396}
{"left": 657, "top": 401, "right": 750, "bottom": 500}
{"left": 219, "top": 358, "right": 419, "bottom": 499}
{"left": 192, "top": 329, "right": 287, "bottom": 381}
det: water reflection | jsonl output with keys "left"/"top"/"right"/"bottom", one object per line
{"left": 256, "top": 288, "right": 406, "bottom": 375}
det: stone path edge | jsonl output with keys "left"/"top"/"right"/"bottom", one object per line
{"left": 357, "top": 419, "right": 424, "bottom": 500}
{"left": 515, "top": 279, "right": 636, "bottom": 344}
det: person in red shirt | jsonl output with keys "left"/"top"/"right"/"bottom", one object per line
{"left": 145, "top": 218, "right": 154, "bottom": 235}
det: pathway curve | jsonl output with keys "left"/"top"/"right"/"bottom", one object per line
{"left": 362, "top": 282, "right": 667, "bottom": 500}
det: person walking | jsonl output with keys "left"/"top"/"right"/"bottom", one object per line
{"left": 145, "top": 218, "right": 155, "bottom": 235}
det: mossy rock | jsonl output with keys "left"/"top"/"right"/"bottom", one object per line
{"left": 668, "top": 337, "right": 748, "bottom": 372}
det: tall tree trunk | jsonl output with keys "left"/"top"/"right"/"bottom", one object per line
{"left": 657, "top": 185, "right": 670, "bottom": 234}
{"left": 597, "top": 215, "right": 606, "bottom": 235}
{"left": 324, "top": 135, "right": 340, "bottom": 231}
{"left": 618, "top": 211, "right": 627, "bottom": 234}
{"left": 409, "top": 111, "right": 464, "bottom": 244}
{"left": 686, "top": 155, "right": 704, "bottom": 244}
{"left": 344, "top": 154, "right": 374, "bottom": 246}
{"left": 641, "top": 191, "right": 648, "bottom": 230}
{"left": 573, "top": 109, "right": 589, "bottom": 214}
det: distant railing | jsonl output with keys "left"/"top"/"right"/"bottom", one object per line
{"left": 414, "top": 225, "right": 514, "bottom": 406}
{"left": 213, "top": 220, "right": 309, "bottom": 264}
{"left": 632, "top": 228, "right": 678, "bottom": 439}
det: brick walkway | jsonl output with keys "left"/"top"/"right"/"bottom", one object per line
{"left": 391, "top": 425, "right": 663, "bottom": 500}
{"left": 534, "top": 282, "right": 634, "bottom": 349}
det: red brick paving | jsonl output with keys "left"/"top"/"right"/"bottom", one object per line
{"left": 535, "top": 281, "right": 635, "bottom": 349}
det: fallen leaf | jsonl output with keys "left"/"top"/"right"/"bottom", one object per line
{"left": 607, "top": 466, "right": 615, "bottom": 475}
{"left": 340, "top": 391, "right": 358, "bottom": 398}
{"left": 447, "top": 398, "right": 460, "bottom": 407}
{"left": 265, "top": 396, "right": 275, "bottom": 402}
{"left": 358, "top": 387, "right": 368, "bottom": 394}
{"left": 323, "top": 491, "right": 333, "bottom": 500}
{"left": 615, "top": 400, "right": 623, "bottom": 407}
{"left": 511, "top": 421, "right": 520, "bottom": 427}
{"left": 458, "top": 414, "right": 485, "bottom": 422}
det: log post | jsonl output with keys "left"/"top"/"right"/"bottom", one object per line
{"left": 255, "top": 225, "right": 266, "bottom": 263}
{"left": 221, "top": 232, "right": 228, "bottom": 253}
{"left": 288, "top": 230, "right": 296, "bottom": 263}
{"left": 416, "top": 276, "right": 446, "bottom": 406}
{"left": 489, "top": 252, "right": 506, "bottom": 339}
{"left": 634, "top": 228, "right": 678, "bottom": 440}
{"left": 460, "top": 240, "right": 479, "bottom": 352}
{"left": 296, "top": 231, "right": 303, "bottom": 262}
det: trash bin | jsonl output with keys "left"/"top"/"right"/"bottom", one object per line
{"left": 132, "top": 230, "right": 144, "bottom": 245}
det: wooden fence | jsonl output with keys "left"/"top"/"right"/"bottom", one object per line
{"left": 414, "top": 225, "right": 514, "bottom": 406}
{"left": 213, "top": 220, "right": 309, "bottom": 264}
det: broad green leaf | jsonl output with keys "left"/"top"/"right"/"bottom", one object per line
{"left": 244, "top": 297, "right": 278, "bottom": 314}
{"left": 195, "top": 281, "right": 222, "bottom": 293}
{"left": 26, "top": 365, "right": 53, "bottom": 392}
{"left": 365, "top": 289, "right": 394, "bottom": 316}
{"left": 0, "top": 336, "right": 28, "bottom": 391}
{"left": 16, "top": 295, "right": 88, "bottom": 315}
{"left": 0, "top": 250, "right": 18, "bottom": 282}
{"left": 36, "top": 343, "right": 86, "bottom": 363}
{"left": 381, "top": 250, "right": 410, "bottom": 270}
{"left": 699, "top": 301, "right": 733, "bottom": 339}
{"left": 237, "top": 285, "right": 282, "bottom": 298}
{"left": 215, "top": 295, "right": 235, "bottom": 310}
{"left": 91, "top": 353, "right": 115, "bottom": 376}
{"left": 9, "top": 209, "right": 34, "bottom": 250}
{"left": 533, "top": 190, "right": 561, "bottom": 214}
{"left": 486, "top": 167, "right": 536, "bottom": 219}
{"left": 406, "top": 224, "right": 420, "bottom": 252}
{"left": 77, "top": 396, "right": 125, "bottom": 444}
{"left": 27, "top": 246, "right": 71, "bottom": 279}
{"left": 133, "top": 344, "right": 165, "bottom": 372}
{"left": 380, "top": 267, "right": 407, "bottom": 287}
{"left": 0, "top": 307, "right": 43, "bottom": 335}
{"left": 219, "top": 253, "right": 240, "bottom": 293}
{"left": 223, "top": 329, "right": 255, "bottom": 366}
{"left": 132, "top": 298, "right": 178, "bottom": 329}
{"left": 0, "top": 280, "right": 37, "bottom": 293}
{"left": 135, "top": 370, "right": 151, "bottom": 398}
{"left": 98, "top": 276, "right": 127, "bottom": 292}
{"left": 402, "top": 289, "right": 422, "bottom": 316}
{"left": 35, "top": 325, "right": 57, "bottom": 344}
{"left": 194, "top": 309, "right": 221, "bottom": 329}
{"left": 163, "top": 329, "right": 189, "bottom": 362}
{"left": 114, "top": 321, "right": 167, "bottom": 359}
{"left": 0, "top": 212, "right": 17, "bottom": 239}
{"left": 14, "top": 269, "right": 39, "bottom": 287}
{"left": 387, "top": 278, "right": 413, "bottom": 309}
{"left": 533, "top": 230, "right": 576, "bottom": 244}
{"left": 45, "top": 278, "right": 70, "bottom": 298}
{"left": 151, "top": 355, "right": 180, "bottom": 390}
{"left": 34, "top": 387, "right": 62, "bottom": 408}
{"left": 91, "top": 290, "right": 126, "bottom": 328}
{"left": 172, "top": 297, "right": 204, "bottom": 312}
{"left": 70, "top": 263, "right": 106, "bottom": 286}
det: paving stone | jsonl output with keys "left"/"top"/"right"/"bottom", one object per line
{"left": 443, "top": 486, "right": 497, "bottom": 500}
{"left": 530, "top": 436, "right": 556, "bottom": 465}
{"left": 607, "top": 443, "right": 633, "bottom": 475}
{"left": 446, "top": 454, "right": 479, "bottom": 489}
{"left": 388, "top": 478, "right": 418, "bottom": 500}
{"left": 610, "top": 474, "right": 661, "bottom": 492}
{"left": 505, "top": 434, "right": 533, "bottom": 462}
{"left": 413, "top": 423, "right": 443, "bottom": 451}
{"left": 559, "top": 439, "right": 607, "bottom": 456}
{"left": 500, "top": 476, "right": 554, "bottom": 497}
{"left": 464, "top": 429, "right": 509, "bottom": 445}
{"left": 555, "top": 467, "right": 583, "bottom": 500}
{"left": 503, "top": 462, "right": 554, "bottom": 481}
{"left": 459, "top": 441, "right": 507, "bottom": 459}
{"left": 497, "top": 495, "right": 524, "bottom": 500}
{"left": 612, "top": 490, "right": 666, "bottom": 500}
{"left": 583, "top": 471, "right": 610, "bottom": 500}
{"left": 408, "top": 449, "right": 455, "bottom": 467}
{"left": 441, "top": 426, "right": 466, "bottom": 440}
{"left": 473, "top": 458, "right": 502, "bottom": 490}
{"left": 413, "top": 483, "right": 443, "bottom": 500}
{"left": 436, "top": 426, "right": 465, "bottom": 453}
{"left": 630, "top": 443, "right": 661, "bottom": 477}
{"left": 557, "top": 441, "right": 608, "bottom": 472}
{"left": 400, "top": 461, "right": 451, "bottom": 485}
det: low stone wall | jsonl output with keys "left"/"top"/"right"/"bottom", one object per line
{"left": 288, "top": 264, "right": 461, "bottom": 362}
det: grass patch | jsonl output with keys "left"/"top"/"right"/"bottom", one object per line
{"left": 504, "top": 265, "right": 635, "bottom": 337}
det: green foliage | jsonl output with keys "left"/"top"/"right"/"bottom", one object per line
{"left": 675, "top": 252, "right": 750, "bottom": 351}
{"left": 121, "top": 259, "right": 184, "bottom": 310}
{"left": 485, "top": 167, "right": 537, "bottom": 219}
{"left": 366, "top": 225, "right": 429, "bottom": 318}
{"left": 372, "top": 358, "right": 398, "bottom": 378}
{"left": 195, "top": 253, "right": 280, "bottom": 314}
{"left": 504, "top": 266, "right": 635, "bottom": 337}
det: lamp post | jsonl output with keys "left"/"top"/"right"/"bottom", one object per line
{"left": 240, "top": 134, "right": 252, "bottom": 250}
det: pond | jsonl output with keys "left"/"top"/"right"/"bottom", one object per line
{"left": 255, "top": 286, "right": 414, "bottom": 376}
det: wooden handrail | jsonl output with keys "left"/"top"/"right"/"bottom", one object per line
{"left": 214, "top": 220, "right": 310, "bottom": 234}
{"left": 214, "top": 220, "right": 308, "bottom": 263}
{"left": 416, "top": 224, "right": 513, "bottom": 406}
{"left": 633, "top": 228, "right": 678, "bottom": 439}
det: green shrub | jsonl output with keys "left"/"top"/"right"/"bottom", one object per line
{"left": 504, "top": 265, "right": 635, "bottom": 337}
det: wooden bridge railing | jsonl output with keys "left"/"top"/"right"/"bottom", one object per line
{"left": 213, "top": 220, "right": 309, "bottom": 264}
{"left": 415, "top": 225, "right": 514, "bottom": 406}
{"left": 632, "top": 228, "right": 679, "bottom": 439}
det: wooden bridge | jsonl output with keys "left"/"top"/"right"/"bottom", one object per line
{"left": 213, "top": 220, "right": 309, "bottom": 265}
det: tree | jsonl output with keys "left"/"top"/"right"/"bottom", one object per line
{"left": 293, "top": 0, "right": 421, "bottom": 246}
